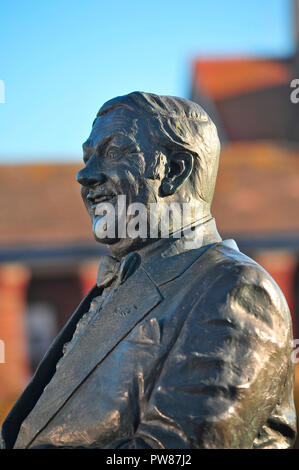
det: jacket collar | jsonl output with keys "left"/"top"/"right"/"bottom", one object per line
{"left": 141, "top": 217, "right": 222, "bottom": 285}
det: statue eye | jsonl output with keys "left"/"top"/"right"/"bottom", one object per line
{"left": 107, "top": 148, "right": 119, "bottom": 159}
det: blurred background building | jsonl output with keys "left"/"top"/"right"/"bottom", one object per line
{"left": 191, "top": 1, "right": 299, "bottom": 445}
{"left": 0, "top": 0, "right": 299, "bottom": 447}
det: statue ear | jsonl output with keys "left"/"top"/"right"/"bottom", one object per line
{"left": 160, "top": 151, "right": 193, "bottom": 196}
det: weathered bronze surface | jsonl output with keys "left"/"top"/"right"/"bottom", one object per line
{"left": 1, "top": 92, "right": 296, "bottom": 449}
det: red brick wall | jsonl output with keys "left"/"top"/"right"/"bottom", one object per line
{"left": 0, "top": 264, "right": 30, "bottom": 424}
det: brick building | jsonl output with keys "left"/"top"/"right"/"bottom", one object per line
{"left": 191, "top": 42, "right": 299, "bottom": 444}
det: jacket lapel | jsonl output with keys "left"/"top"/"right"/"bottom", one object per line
{"left": 15, "top": 266, "right": 162, "bottom": 448}
{"left": 143, "top": 242, "right": 217, "bottom": 286}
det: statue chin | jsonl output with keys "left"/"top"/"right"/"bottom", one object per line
{"left": 93, "top": 233, "right": 120, "bottom": 246}
{"left": 92, "top": 212, "right": 150, "bottom": 251}
{"left": 92, "top": 217, "right": 132, "bottom": 254}
{"left": 92, "top": 225, "right": 119, "bottom": 246}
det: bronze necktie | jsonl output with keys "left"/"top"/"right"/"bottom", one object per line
{"left": 96, "top": 252, "right": 141, "bottom": 287}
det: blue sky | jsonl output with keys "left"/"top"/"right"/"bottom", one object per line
{"left": 0, "top": 0, "right": 295, "bottom": 162}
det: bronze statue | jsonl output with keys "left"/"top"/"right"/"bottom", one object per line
{"left": 1, "top": 92, "right": 296, "bottom": 449}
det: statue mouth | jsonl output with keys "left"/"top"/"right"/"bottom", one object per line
{"left": 87, "top": 192, "right": 116, "bottom": 206}
{"left": 91, "top": 196, "right": 118, "bottom": 217}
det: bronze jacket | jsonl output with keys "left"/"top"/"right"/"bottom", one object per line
{"left": 1, "top": 236, "right": 296, "bottom": 449}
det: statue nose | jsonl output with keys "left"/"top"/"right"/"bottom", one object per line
{"left": 76, "top": 167, "right": 106, "bottom": 187}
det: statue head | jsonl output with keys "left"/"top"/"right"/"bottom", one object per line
{"left": 77, "top": 91, "right": 220, "bottom": 258}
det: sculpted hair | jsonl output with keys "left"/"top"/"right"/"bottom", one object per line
{"left": 97, "top": 91, "right": 221, "bottom": 205}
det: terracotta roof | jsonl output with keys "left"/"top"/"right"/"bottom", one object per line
{"left": 191, "top": 57, "right": 298, "bottom": 143}
{"left": 0, "top": 163, "right": 94, "bottom": 246}
{"left": 0, "top": 142, "right": 298, "bottom": 248}
{"left": 193, "top": 58, "right": 291, "bottom": 99}
{"left": 212, "top": 141, "right": 299, "bottom": 235}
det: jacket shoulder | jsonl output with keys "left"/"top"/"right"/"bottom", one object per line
{"left": 189, "top": 242, "right": 292, "bottom": 330}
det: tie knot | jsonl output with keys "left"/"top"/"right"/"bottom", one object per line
{"left": 96, "top": 252, "right": 140, "bottom": 288}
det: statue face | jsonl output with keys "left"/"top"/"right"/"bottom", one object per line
{"left": 77, "top": 108, "right": 159, "bottom": 256}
